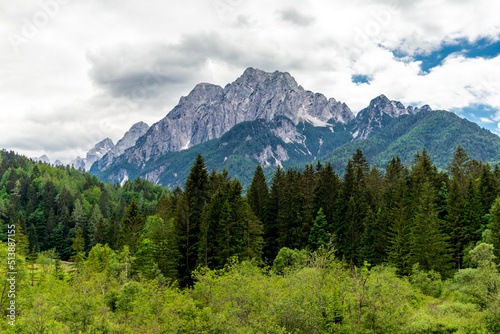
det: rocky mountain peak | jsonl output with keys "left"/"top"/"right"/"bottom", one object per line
{"left": 90, "top": 122, "right": 150, "bottom": 172}
{"left": 104, "top": 67, "right": 354, "bottom": 169}
{"left": 366, "top": 94, "right": 408, "bottom": 118}
{"left": 353, "top": 95, "right": 433, "bottom": 140}
{"left": 85, "top": 138, "right": 114, "bottom": 170}
{"left": 129, "top": 121, "right": 149, "bottom": 132}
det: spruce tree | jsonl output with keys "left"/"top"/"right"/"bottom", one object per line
{"left": 463, "top": 178, "right": 483, "bottom": 245}
{"left": 386, "top": 179, "right": 412, "bottom": 275}
{"left": 247, "top": 165, "right": 269, "bottom": 225}
{"left": 447, "top": 145, "right": 470, "bottom": 196}
{"left": 107, "top": 211, "right": 121, "bottom": 249}
{"left": 120, "top": 197, "right": 144, "bottom": 257}
{"left": 15, "top": 221, "right": 30, "bottom": 257}
{"left": 277, "top": 169, "right": 305, "bottom": 250}
{"left": 175, "top": 153, "right": 208, "bottom": 284}
{"left": 92, "top": 217, "right": 108, "bottom": 246}
{"left": 445, "top": 179, "right": 467, "bottom": 269}
{"left": 409, "top": 182, "right": 452, "bottom": 275}
{"left": 308, "top": 208, "right": 330, "bottom": 250}
{"left": 71, "top": 227, "right": 86, "bottom": 267}
{"left": 488, "top": 197, "right": 500, "bottom": 261}
{"left": 264, "top": 165, "right": 285, "bottom": 261}
{"left": 312, "top": 162, "right": 339, "bottom": 235}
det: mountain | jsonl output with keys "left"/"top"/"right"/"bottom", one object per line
{"left": 100, "top": 67, "right": 353, "bottom": 168}
{"left": 91, "top": 68, "right": 500, "bottom": 188}
{"left": 70, "top": 122, "right": 149, "bottom": 171}
{"left": 352, "top": 94, "right": 431, "bottom": 140}
{"left": 71, "top": 138, "right": 115, "bottom": 171}
{"left": 91, "top": 121, "right": 149, "bottom": 171}
{"left": 324, "top": 108, "right": 500, "bottom": 171}
{"left": 34, "top": 154, "right": 51, "bottom": 164}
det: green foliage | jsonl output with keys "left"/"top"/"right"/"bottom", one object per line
{"left": 411, "top": 263, "right": 444, "bottom": 298}
{"left": 5, "top": 144, "right": 500, "bottom": 332}
{"left": 272, "top": 247, "right": 308, "bottom": 274}
{"left": 308, "top": 208, "right": 330, "bottom": 250}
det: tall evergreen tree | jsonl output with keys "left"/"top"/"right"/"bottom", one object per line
{"left": 308, "top": 208, "right": 330, "bottom": 250}
{"left": 120, "top": 197, "right": 144, "bottom": 258}
{"left": 409, "top": 182, "right": 452, "bottom": 275}
{"left": 246, "top": 165, "right": 269, "bottom": 225}
{"left": 92, "top": 217, "right": 108, "bottom": 246}
{"left": 445, "top": 179, "right": 467, "bottom": 269}
{"left": 175, "top": 153, "right": 208, "bottom": 284}
{"left": 447, "top": 145, "right": 471, "bottom": 196}
{"left": 277, "top": 169, "right": 305, "bottom": 250}
{"left": 71, "top": 227, "right": 86, "bottom": 267}
{"left": 387, "top": 179, "right": 412, "bottom": 275}
{"left": 312, "top": 162, "right": 339, "bottom": 234}
{"left": 264, "top": 165, "right": 285, "bottom": 261}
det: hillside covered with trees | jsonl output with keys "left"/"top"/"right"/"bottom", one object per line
{"left": 2, "top": 146, "right": 500, "bottom": 332}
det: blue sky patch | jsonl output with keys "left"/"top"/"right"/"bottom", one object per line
{"left": 451, "top": 104, "right": 499, "bottom": 133}
{"left": 392, "top": 37, "right": 500, "bottom": 74}
{"left": 351, "top": 74, "right": 372, "bottom": 85}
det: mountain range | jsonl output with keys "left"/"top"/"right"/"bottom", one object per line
{"left": 68, "top": 67, "right": 500, "bottom": 188}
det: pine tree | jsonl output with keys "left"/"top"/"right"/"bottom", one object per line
{"left": 312, "top": 162, "right": 339, "bottom": 234}
{"left": 88, "top": 204, "right": 103, "bottom": 249}
{"left": 143, "top": 215, "right": 178, "bottom": 280}
{"left": 107, "top": 211, "right": 121, "bottom": 249}
{"left": 155, "top": 193, "right": 173, "bottom": 221}
{"left": 386, "top": 179, "right": 412, "bottom": 275}
{"left": 479, "top": 164, "right": 498, "bottom": 214}
{"left": 447, "top": 145, "right": 470, "bottom": 196}
{"left": 246, "top": 165, "right": 269, "bottom": 225}
{"left": 308, "top": 208, "right": 330, "bottom": 250}
{"left": 15, "top": 221, "right": 30, "bottom": 257}
{"left": 120, "top": 197, "right": 144, "bottom": 258}
{"left": 445, "top": 179, "right": 467, "bottom": 269}
{"left": 277, "top": 169, "right": 305, "bottom": 250}
{"left": 243, "top": 202, "right": 264, "bottom": 262}
{"left": 92, "top": 217, "right": 108, "bottom": 246}
{"left": 264, "top": 166, "right": 285, "bottom": 261}
{"left": 338, "top": 149, "right": 370, "bottom": 264}
{"left": 409, "top": 182, "right": 452, "bottom": 275}
{"left": 71, "top": 227, "right": 86, "bottom": 267}
{"left": 71, "top": 199, "right": 85, "bottom": 230}
{"left": 27, "top": 246, "right": 38, "bottom": 286}
{"left": 463, "top": 178, "right": 483, "bottom": 245}
{"left": 175, "top": 153, "right": 208, "bottom": 284}
{"left": 488, "top": 197, "right": 500, "bottom": 261}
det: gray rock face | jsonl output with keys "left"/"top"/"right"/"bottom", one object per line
{"left": 91, "top": 122, "right": 149, "bottom": 171}
{"left": 85, "top": 138, "right": 115, "bottom": 171}
{"left": 70, "top": 138, "right": 114, "bottom": 171}
{"left": 71, "top": 156, "right": 86, "bottom": 169}
{"left": 353, "top": 94, "right": 431, "bottom": 140}
{"left": 119, "top": 68, "right": 354, "bottom": 167}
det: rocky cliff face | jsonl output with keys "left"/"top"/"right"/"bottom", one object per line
{"left": 92, "top": 68, "right": 438, "bottom": 187}
{"left": 352, "top": 94, "right": 431, "bottom": 140}
{"left": 71, "top": 138, "right": 115, "bottom": 171}
{"left": 84, "top": 138, "right": 115, "bottom": 170}
{"left": 91, "top": 122, "right": 149, "bottom": 171}
{"left": 115, "top": 67, "right": 354, "bottom": 168}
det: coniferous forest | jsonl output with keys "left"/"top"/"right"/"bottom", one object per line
{"left": 2, "top": 146, "right": 500, "bottom": 332}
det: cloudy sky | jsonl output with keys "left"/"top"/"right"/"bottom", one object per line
{"left": 1, "top": 0, "right": 500, "bottom": 163}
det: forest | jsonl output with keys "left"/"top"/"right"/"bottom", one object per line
{"left": 1, "top": 146, "right": 500, "bottom": 333}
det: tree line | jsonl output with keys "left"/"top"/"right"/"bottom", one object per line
{"left": 2, "top": 145, "right": 500, "bottom": 285}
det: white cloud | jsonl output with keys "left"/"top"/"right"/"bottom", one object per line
{"left": 1, "top": 0, "right": 500, "bottom": 162}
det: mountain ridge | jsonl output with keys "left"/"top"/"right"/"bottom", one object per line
{"left": 86, "top": 67, "right": 500, "bottom": 188}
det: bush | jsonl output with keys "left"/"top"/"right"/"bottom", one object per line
{"left": 411, "top": 263, "right": 444, "bottom": 298}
